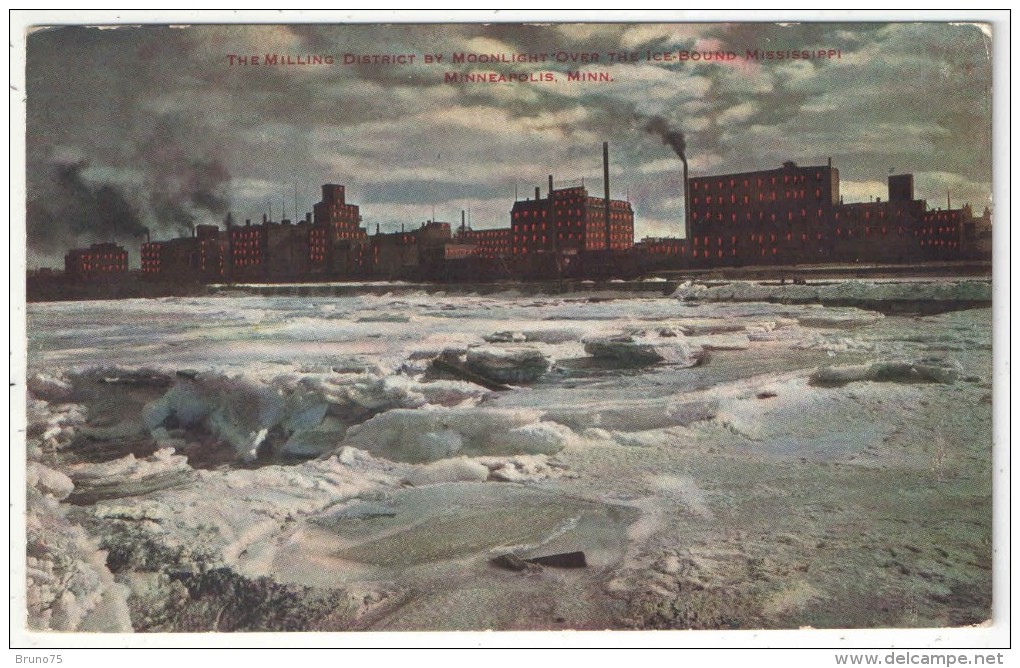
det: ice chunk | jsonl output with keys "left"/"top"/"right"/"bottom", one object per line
{"left": 674, "top": 278, "right": 991, "bottom": 305}
{"left": 483, "top": 331, "right": 527, "bottom": 343}
{"left": 338, "top": 407, "right": 574, "bottom": 463}
{"left": 812, "top": 357, "right": 964, "bottom": 386}
{"left": 912, "top": 357, "right": 965, "bottom": 384}
{"left": 489, "top": 422, "right": 575, "bottom": 455}
{"left": 26, "top": 486, "right": 131, "bottom": 632}
{"left": 687, "top": 334, "right": 751, "bottom": 351}
{"left": 405, "top": 458, "right": 490, "bottom": 486}
{"left": 464, "top": 346, "right": 551, "bottom": 384}
{"left": 583, "top": 333, "right": 703, "bottom": 367}
{"left": 27, "top": 462, "right": 74, "bottom": 500}
{"left": 299, "top": 483, "right": 638, "bottom": 573}
{"left": 544, "top": 398, "right": 718, "bottom": 432}
{"left": 66, "top": 448, "right": 194, "bottom": 503}
{"left": 281, "top": 416, "right": 347, "bottom": 458}
{"left": 27, "top": 373, "right": 74, "bottom": 402}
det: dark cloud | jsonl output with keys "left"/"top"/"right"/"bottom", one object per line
{"left": 24, "top": 22, "right": 993, "bottom": 266}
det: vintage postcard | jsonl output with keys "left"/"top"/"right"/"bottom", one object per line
{"left": 11, "top": 11, "right": 1005, "bottom": 650}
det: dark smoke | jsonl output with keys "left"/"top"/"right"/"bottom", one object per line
{"left": 26, "top": 160, "right": 148, "bottom": 254}
{"left": 139, "top": 120, "right": 232, "bottom": 236}
{"left": 26, "top": 151, "right": 231, "bottom": 265}
{"left": 147, "top": 158, "right": 231, "bottom": 236}
{"left": 644, "top": 115, "right": 688, "bottom": 168}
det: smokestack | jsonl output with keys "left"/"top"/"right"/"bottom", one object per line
{"left": 603, "top": 141, "right": 611, "bottom": 251}
{"left": 549, "top": 175, "right": 556, "bottom": 253}
{"left": 535, "top": 186, "right": 540, "bottom": 200}
{"left": 461, "top": 209, "right": 466, "bottom": 233}
{"left": 683, "top": 158, "right": 690, "bottom": 242}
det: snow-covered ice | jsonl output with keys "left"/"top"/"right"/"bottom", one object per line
{"left": 22, "top": 278, "right": 994, "bottom": 631}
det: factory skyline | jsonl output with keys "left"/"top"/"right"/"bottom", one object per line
{"left": 58, "top": 143, "right": 991, "bottom": 287}
{"left": 25, "top": 23, "right": 992, "bottom": 271}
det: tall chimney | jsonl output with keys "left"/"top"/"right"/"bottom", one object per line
{"left": 535, "top": 186, "right": 540, "bottom": 200}
{"left": 461, "top": 209, "right": 466, "bottom": 233}
{"left": 548, "top": 175, "right": 555, "bottom": 252}
{"left": 603, "top": 141, "right": 611, "bottom": 251}
{"left": 683, "top": 156, "right": 690, "bottom": 241}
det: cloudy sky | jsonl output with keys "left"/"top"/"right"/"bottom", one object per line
{"left": 24, "top": 20, "right": 993, "bottom": 268}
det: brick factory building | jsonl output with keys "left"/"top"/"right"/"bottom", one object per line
{"left": 142, "top": 224, "right": 227, "bottom": 281}
{"left": 687, "top": 160, "right": 840, "bottom": 264}
{"left": 371, "top": 221, "right": 455, "bottom": 279}
{"left": 510, "top": 184, "right": 634, "bottom": 257}
{"left": 455, "top": 226, "right": 512, "bottom": 260}
{"left": 684, "top": 160, "right": 972, "bottom": 266}
{"left": 313, "top": 184, "right": 367, "bottom": 243}
{"left": 228, "top": 215, "right": 330, "bottom": 282}
{"left": 64, "top": 242, "right": 128, "bottom": 279}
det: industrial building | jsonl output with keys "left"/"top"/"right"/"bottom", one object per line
{"left": 142, "top": 224, "right": 227, "bottom": 281}
{"left": 62, "top": 143, "right": 987, "bottom": 286}
{"left": 313, "top": 184, "right": 366, "bottom": 243}
{"left": 682, "top": 160, "right": 972, "bottom": 266}
{"left": 510, "top": 184, "right": 634, "bottom": 256}
{"left": 65, "top": 242, "right": 128, "bottom": 279}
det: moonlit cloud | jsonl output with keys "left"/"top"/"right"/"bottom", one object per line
{"left": 25, "top": 21, "right": 993, "bottom": 267}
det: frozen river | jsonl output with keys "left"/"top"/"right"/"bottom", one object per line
{"left": 22, "top": 279, "right": 994, "bottom": 632}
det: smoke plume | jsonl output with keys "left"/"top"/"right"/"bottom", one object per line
{"left": 26, "top": 160, "right": 148, "bottom": 255}
{"left": 643, "top": 115, "right": 688, "bottom": 168}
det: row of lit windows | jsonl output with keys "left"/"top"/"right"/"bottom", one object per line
{"left": 692, "top": 172, "right": 823, "bottom": 191}
{"left": 73, "top": 253, "right": 127, "bottom": 262}
{"left": 692, "top": 207, "right": 939, "bottom": 226}
{"left": 835, "top": 226, "right": 905, "bottom": 237}
{"left": 462, "top": 230, "right": 511, "bottom": 239}
{"left": 917, "top": 225, "right": 955, "bottom": 235}
{"left": 694, "top": 189, "right": 825, "bottom": 206}
{"left": 922, "top": 212, "right": 961, "bottom": 222}
{"left": 694, "top": 209, "right": 824, "bottom": 223}
{"left": 515, "top": 207, "right": 632, "bottom": 220}
{"left": 73, "top": 263, "right": 126, "bottom": 272}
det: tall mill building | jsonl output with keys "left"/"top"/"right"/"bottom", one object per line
{"left": 686, "top": 160, "right": 967, "bottom": 265}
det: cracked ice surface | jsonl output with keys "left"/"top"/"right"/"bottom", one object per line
{"left": 23, "top": 280, "right": 994, "bottom": 631}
